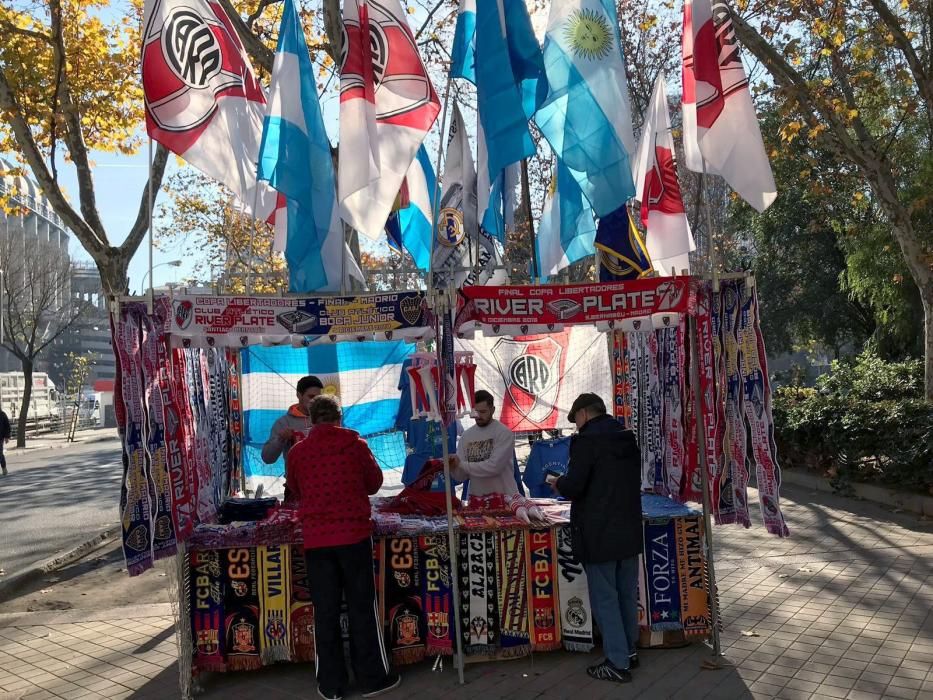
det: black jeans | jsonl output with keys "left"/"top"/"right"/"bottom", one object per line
{"left": 305, "top": 538, "right": 390, "bottom": 695}
{"left": 0, "top": 440, "right": 6, "bottom": 472}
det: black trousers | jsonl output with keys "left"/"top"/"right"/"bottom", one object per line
{"left": 305, "top": 538, "right": 390, "bottom": 694}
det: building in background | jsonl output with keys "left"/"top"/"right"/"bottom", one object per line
{"left": 63, "top": 262, "right": 115, "bottom": 385}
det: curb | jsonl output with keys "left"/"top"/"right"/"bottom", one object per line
{"left": 7, "top": 432, "right": 119, "bottom": 455}
{"left": 0, "top": 525, "right": 121, "bottom": 604}
{"left": 781, "top": 469, "right": 933, "bottom": 517}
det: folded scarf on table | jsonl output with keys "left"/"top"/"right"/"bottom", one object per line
{"left": 190, "top": 550, "right": 225, "bottom": 672}
{"left": 556, "top": 524, "right": 593, "bottom": 652}
{"left": 526, "top": 528, "right": 561, "bottom": 651}
{"left": 384, "top": 537, "right": 425, "bottom": 665}
{"left": 496, "top": 529, "right": 530, "bottom": 658}
{"left": 380, "top": 460, "right": 461, "bottom": 516}
{"left": 259, "top": 544, "right": 291, "bottom": 663}
{"left": 643, "top": 518, "right": 682, "bottom": 632}
{"left": 223, "top": 547, "right": 262, "bottom": 671}
{"left": 458, "top": 531, "right": 500, "bottom": 656}
{"left": 676, "top": 516, "right": 710, "bottom": 636}
{"left": 219, "top": 498, "right": 278, "bottom": 524}
{"left": 507, "top": 495, "right": 548, "bottom": 527}
{"left": 462, "top": 493, "right": 510, "bottom": 515}
{"left": 419, "top": 534, "right": 454, "bottom": 656}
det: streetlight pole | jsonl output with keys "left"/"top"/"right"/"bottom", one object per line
{"left": 139, "top": 260, "right": 182, "bottom": 294}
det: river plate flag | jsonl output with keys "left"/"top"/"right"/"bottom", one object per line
{"left": 633, "top": 74, "right": 695, "bottom": 276}
{"left": 259, "top": 0, "right": 363, "bottom": 292}
{"left": 535, "top": 0, "right": 637, "bottom": 217}
{"left": 142, "top": 0, "right": 277, "bottom": 224}
{"left": 338, "top": 0, "right": 441, "bottom": 240}
{"left": 682, "top": 0, "right": 776, "bottom": 211}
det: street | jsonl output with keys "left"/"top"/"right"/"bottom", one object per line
{"left": 0, "top": 437, "right": 123, "bottom": 582}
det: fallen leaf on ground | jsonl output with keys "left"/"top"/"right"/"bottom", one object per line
{"left": 778, "top": 574, "right": 790, "bottom": 579}
{"left": 740, "top": 630, "right": 760, "bottom": 637}
{"left": 39, "top": 588, "right": 53, "bottom": 594}
{"left": 797, "top": 567, "right": 812, "bottom": 573}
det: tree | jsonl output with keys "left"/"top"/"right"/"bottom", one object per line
{"left": 730, "top": 0, "right": 933, "bottom": 398}
{"left": 0, "top": 225, "right": 90, "bottom": 446}
{"left": 0, "top": 0, "right": 169, "bottom": 296}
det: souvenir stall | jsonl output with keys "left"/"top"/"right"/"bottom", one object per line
{"left": 106, "top": 269, "right": 800, "bottom": 696}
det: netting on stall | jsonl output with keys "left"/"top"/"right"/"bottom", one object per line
{"left": 240, "top": 341, "right": 414, "bottom": 496}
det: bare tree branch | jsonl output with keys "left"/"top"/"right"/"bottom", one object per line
{"left": 216, "top": 0, "right": 275, "bottom": 72}
{"left": 121, "top": 143, "right": 171, "bottom": 259}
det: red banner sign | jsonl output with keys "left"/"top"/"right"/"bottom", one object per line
{"left": 455, "top": 277, "right": 693, "bottom": 331}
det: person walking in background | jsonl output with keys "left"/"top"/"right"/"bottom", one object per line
{"left": 288, "top": 395, "right": 400, "bottom": 700}
{"left": 0, "top": 407, "right": 10, "bottom": 475}
{"left": 549, "top": 393, "right": 643, "bottom": 684}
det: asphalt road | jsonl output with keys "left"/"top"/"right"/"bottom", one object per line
{"left": 0, "top": 438, "right": 123, "bottom": 580}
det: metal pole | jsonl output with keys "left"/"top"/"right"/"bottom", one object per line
{"left": 689, "top": 299, "right": 722, "bottom": 656}
{"left": 435, "top": 289, "right": 465, "bottom": 685}
{"left": 147, "top": 139, "right": 155, "bottom": 314}
{"left": 428, "top": 78, "right": 454, "bottom": 288}
{"left": 520, "top": 160, "right": 537, "bottom": 283}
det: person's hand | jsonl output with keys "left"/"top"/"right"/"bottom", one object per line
{"left": 545, "top": 474, "right": 560, "bottom": 492}
{"left": 447, "top": 455, "right": 460, "bottom": 470}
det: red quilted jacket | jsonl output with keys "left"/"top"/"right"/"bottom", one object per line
{"left": 287, "top": 423, "right": 383, "bottom": 549}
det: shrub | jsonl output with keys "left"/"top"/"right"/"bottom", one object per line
{"left": 773, "top": 351, "right": 933, "bottom": 492}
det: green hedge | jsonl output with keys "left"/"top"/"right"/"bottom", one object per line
{"left": 773, "top": 352, "right": 933, "bottom": 492}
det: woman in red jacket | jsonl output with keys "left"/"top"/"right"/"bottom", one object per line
{"left": 288, "top": 395, "right": 400, "bottom": 700}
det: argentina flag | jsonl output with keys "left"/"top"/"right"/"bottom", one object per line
{"left": 536, "top": 162, "right": 597, "bottom": 280}
{"left": 450, "top": 0, "right": 476, "bottom": 82}
{"left": 394, "top": 146, "right": 437, "bottom": 271}
{"left": 241, "top": 342, "right": 414, "bottom": 494}
{"left": 535, "top": 0, "right": 637, "bottom": 217}
{"left": 258, "top": 0, "right": 362, "bottom": 292}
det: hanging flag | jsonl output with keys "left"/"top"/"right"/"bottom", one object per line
{"left": 258, "top": 0, "right": 363, "bottom": 292}
{"left": 534, "top": 0, "right": 636, "bottom": 217}
{"left": 432, "top": 105, "right": 506, "bottom": 289}
{"left": 594, "top": 205, "right": 652, "bottom": 282}
{"left": 386, "top": 212, "right": 403, "bottom": 253}
{"left": 682, "top": 0, "right": 776, "bottom": 211}
{"left": 536, "top": 163, "right": 597, "bottom": 281}
{"left": 395, "top": 146, "right": 436, "bottom": 271}
{"left": 476, "top": 124, "right": 518, "bottom": 244}
{"left": 475, "top": 0, "right": 547, "bottom": 184}
{"left": 142, "top": 0, "right": 277, "bottom": 223}
{"left": 450, "top": 0, "right": 477, "bottom": 83}
{"left": 338, "top": 0, "right": 441, "bottom": 239}
{"left": 632, "top": 74, "right": 696, "bottom": 276}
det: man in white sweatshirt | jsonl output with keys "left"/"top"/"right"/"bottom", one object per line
{"left": 450, "top": 390, "right": 518, "bottom": 498}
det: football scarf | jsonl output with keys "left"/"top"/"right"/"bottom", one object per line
{"left": 140, "top": 308, "right": 176, "bottom": 560}
{"left": 660, "top": 324, "right": 685, "bottom": 499}
{"left": 623, "top": 332, "right": 640, "bottom": 437}
{"left": 612, "top": 332, "right": 630, "bottom": 424}
{"left": 290, "top": 545, "right": 312, "bottom": 602}
{"left": 223, "top": 547, "right": 262, "bottom": 671}
{"left": 459, "top": 531, "right": 500, "bottom": 656}
{"left": 171, "top": 349, "right": 201, "bottom": 528}
{"left": 496, "top": 529, "right": 531, "bottom": 658}
{"left": 526, "top": 528, "right": 561, "bottom": 651}
{"left": 675, "top": 516, "right": 710, "bottom": 636}
{"left": 681, "top": 318, "right": 702, "bottom": 503}
{"left": 721, "top": 283, "right": 751, "bottom": 527}
{"left": 259, "top": 544, "right": 291, "bottom": 663}
{"left": 289, "top": 545, "right": 315, "bottom": 663}
{"left": 636, "top": 554, "right": 648, "bottom": 629}
{"left": 186, "top": 350, "right": 215, "bottom": 523}
{"left": 226, "top": 349, "right": 243, "bottom": 496}
{"left": 207, "top": 349, "right": 231, "bottom": 503}
{"left": 419, "top": 535, "right": 454, "bottom": 656}
{"left": 158, "top": 332, "right": 194, "bottom": 541}
{"left": 116, "top": 308, "right": 155, "bottom": 576}
{"left": 643, "top": 518, "right": 681, "bottom": 632}
{"left": 385, "top": 537, "right": 426, "bottom": 665}
{"left": 556, "top": 525, "right": 593, "bottom": 652}
{"left": 738, "top": 283, "right": 790, "bottom": 537}
{"left": 190, "top": 549, "right": 226, "bottom": 672}
{"left": 646, "top": 331, "right": 665, "bottom": 493}
{"left": 373, "top": 538, "right": 385, "bottom": 626}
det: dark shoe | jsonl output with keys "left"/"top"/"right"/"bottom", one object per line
{"left": 629, "top": 653, "right": 640, "bottom": 669}
{"left": 586, "top": 660, "right": 632, "bottom": 683}
{"left": 317, "top": 688, "right": 342, "bottom": 700}
{"left": 361, "top": 672, "right": 401, "bottom": 697}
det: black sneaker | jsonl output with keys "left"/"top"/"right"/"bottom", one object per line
{"left": 361, "top": 672, "right": 401, "bottom": 698}
{"left": 629, "top": 653, "right": 640, "bottom": 669}
{"left": 586, "top": 660, "right": 632, "bottom": 683}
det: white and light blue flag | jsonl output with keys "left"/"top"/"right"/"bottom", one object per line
{"left": 450, "top": 0, "right": 476, "bottom": 82}
{"left": 534, "top": 0, "right": 637, "bottom": 217}
{"left": 536, "top": 162, "right": 597, "bottom": 280}
{"left": 394, "top": 146, "right": 436, "bottom": 271}
{"left": 258, "top": 0, "right": 362, "bottom": 292}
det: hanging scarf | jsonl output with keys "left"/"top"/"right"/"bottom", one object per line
{"left": 660, "top": 324, "right": 685, "bottom": 499}
{"left": 692, "top": 285, "right": 719, "bottom": 509}
{"left": 226, "top": 348, "right": 243, "bottom": 496}
{"left": 675, "top": 516, "right": 710, "bottom": 636}
{"left": 738, "top": 283, "right": 790, "bottom": 538}
{"left": 140, "top": 307, "right": 176, "bottom": 560}
{"left": 496, "top": 529, "right": 530, "bottom": 658}
{"left": 419, "top": 534, "right": 454, "bottom": 656}
{"left": 259, "top": 545, "right": 291, "bottom": 663}
{"left": 623, "top": 332, "right": 640, "bottom": 438}
{"left": 556, "top": 525, "right": 593, "bottom": 652}
{"left": 385, "top": 536, "right": 426, "bottom": 665}
{"left": 223, "top": 547, "right": 262, "bottom": 671}
{"left": 643, "top": 518, "right": 681, "bottom": 632}
{"left": 681, "top": 315, "right": 702, "bottom": 503}
{"left": 115, "top": 308, "right": 155, "bottom": 576}
{"left": 185, "top": 350, "right": 214, "bottom": 523}
{"left": 526, "top": 528, "right": 561, "bottom": 651}
{"left": 458, "top": 531, "right": 500, "bottom": 656}
{"left": 158, "top": 332, "right": 194, "bottom": 541}
{"left": 721, "top": 283, "right": 751, "bottom": 527}
{"left": 207, "top": 349, "right": 231, "bottom": 503}
{"left": 611, "top": 332, "right": 630, "bottom": 425}
{"left": 171, "top": 349, "right": 201, "bottom": 527}
{"left": 373, "top": 538, "right": 385, "bottom": 626}
{"left": 646, "top": 331, "right": 665, "bottom": 494}
{"left": 289, "top": 544, "right": 315, "bottom": 663}
{"left": 636, "top": 553, "right": 648, "bottom": 629}
{"left": 190, "top": 549, "right": 226, "bottom": 672}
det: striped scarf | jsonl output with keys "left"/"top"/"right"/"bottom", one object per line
{"left": 496, "top": 529, "right": 531, "bottom": 657}
{"left": 556, "top": 525, "right": 593, "bottom": 652}
{"left": 259, "top": 545, "right": 291, "bottom": 663}
{"left": 526, "top": 528, "right": 561, "bottom": 651}
{"left": 223, "top": 547, "right": 262, "bottom": 671}
{"left": 459, "top": 531, "right": 500, "bottom": 656}
{"left": 419, "top": 534, "right": 454, "bottom": 656}
{"left": 190, "top": 549, "right": 225, "bottom": 672}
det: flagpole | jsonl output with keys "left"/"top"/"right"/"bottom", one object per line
{"left": 520, "top": 159, "right": 537, "bottom": 283}
{"left": 147, "top": 138, "right": 154, "bottom": 314}
{"left": 700, "top": 160, "right": 718, "bottom": 289}
{"left": 428, "top": 77, "right": 454, "bottom": 288}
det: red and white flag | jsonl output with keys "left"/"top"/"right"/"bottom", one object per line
{"left": 682, "top": 0, "right": 776, "bottom": 212}
{"left": 633, "top": 75, "right": 695, "bottom": 276}
{"left": 338, "top": 0, "right": 440, "bottom": 240}
{"left": 142, "top": 0, "right": 277, "bottom": 222}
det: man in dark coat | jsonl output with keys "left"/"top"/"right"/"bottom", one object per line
{"left": 550, "top": 393, "right": 642, "bottom": 684}
{"left": 0, "top": 408, "right": 10, "bottom": 475}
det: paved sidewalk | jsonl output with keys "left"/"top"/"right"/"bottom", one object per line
{"left": 6, "top": 428, "right": 118, "bottom": 455}
{"left": 0, "top": 482, "right": 931, "bottom": 699}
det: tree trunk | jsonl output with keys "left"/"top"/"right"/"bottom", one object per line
{"left": 16, "top": 359, "right": 33, "bottom": 449}
{"left": 95, "top": 251, "right": 131, "bottom": 300}
{"left": 924, "top": 291, "right": 933, "bottom": 401}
